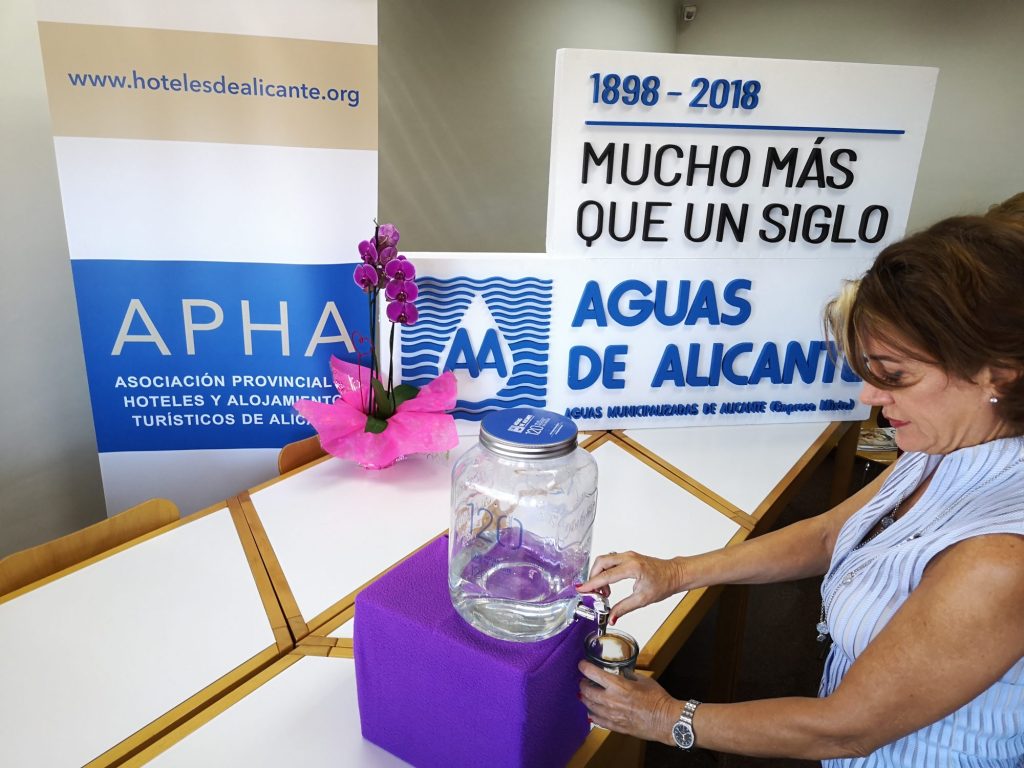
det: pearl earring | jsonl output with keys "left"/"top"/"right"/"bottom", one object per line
{"left": 989, "top": 396, "right": 999, "bottom": 405}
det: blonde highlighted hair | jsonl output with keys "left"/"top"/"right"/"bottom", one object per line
{"left": 824, "top": 215, "right": 1024, "bottom": 432}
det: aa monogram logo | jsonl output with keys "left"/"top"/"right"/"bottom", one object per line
{"left": 400, "top": 276, "right": 553, "bottom": 421}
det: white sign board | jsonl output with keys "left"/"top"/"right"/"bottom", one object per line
{"left": 392, "top": 253, "right": 871, "bottom": 431}
{"left": 546, "top": 50, "right": 937, "bottom": 258}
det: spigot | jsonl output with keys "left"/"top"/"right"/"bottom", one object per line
{"left": 573, "top": 594, "right": 610, "bottom": 633}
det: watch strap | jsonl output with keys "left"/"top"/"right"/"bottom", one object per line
{"left": 672, "top": 698, "right": 700, "bottom": 751}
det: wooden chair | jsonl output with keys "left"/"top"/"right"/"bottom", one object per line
{"left": 277, "top": 434, "right": 327, "bottom": 475}
{"left": 0, "top": 498, "right": 179, "bottom": 597}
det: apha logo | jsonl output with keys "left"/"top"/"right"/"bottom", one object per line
{"left": 399, "top": 276, "right": 552, "bottom": 421}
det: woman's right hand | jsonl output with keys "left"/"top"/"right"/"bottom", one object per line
{"left": 576, "top": 551, "right": 692, "bottom": 623}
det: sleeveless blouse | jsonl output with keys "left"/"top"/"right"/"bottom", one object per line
{"left": 819, "top": 435, "right": 1024, "bottom": 767}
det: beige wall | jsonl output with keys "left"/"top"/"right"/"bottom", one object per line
{"left": 673, "top": 0, "right": 1023, "bottom": 230}
{"left": 378, "top": 0, "right": 680, "bottom": 251}
{"left": 2, "top": 0, "right": 1021, "bottom": 556}
{"left": 1, "top": 1, "right": 105, "bottom": 557}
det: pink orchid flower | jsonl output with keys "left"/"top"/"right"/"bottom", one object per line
{"left": 294, "top": 356, "right": 458, "bottom": 469}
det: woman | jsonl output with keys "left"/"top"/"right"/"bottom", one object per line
{"left": 577, "top": 215, "right": 1024, "bottom": 765}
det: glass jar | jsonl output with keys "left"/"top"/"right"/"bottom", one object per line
{"left": 449, "top": 408, "right": 598, "bottom": 642}
{"left": 584, "top": 627, "right": 639, "bottom": 678}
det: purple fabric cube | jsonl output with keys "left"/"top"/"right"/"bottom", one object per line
{"left": 354, "top": 535, "right": 591, "bottom": 768}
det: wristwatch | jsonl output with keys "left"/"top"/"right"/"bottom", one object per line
{"left": 671, "top": 699, "right": 701, "bottom": 751}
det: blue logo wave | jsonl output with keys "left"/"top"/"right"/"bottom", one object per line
{"left": 401, "top": 276, "right": 553, "bottom": 421}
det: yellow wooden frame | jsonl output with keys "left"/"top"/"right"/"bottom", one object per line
{"left": 0, "top": 498, "right": 179, "bottom": 598}
{"left": 601, "top": 432, "right": 756, "bottom": 531}
{"left": 225, "top": 496, "right": 293, "bottom": 654}
{"left": 613, "top": 420, "right": 858, "bottom": 533}
{"left": 277, "top": 433, "right": 327, "bottom": 475}
{"left": 296, "top": 604, "right": 355, "bottom": 657}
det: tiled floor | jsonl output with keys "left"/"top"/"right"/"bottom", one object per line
{"left": 644, "top": 454, "right": 878, "bottom": 768}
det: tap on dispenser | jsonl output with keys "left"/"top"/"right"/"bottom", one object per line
{"left": 574, "top": 594, "right": 639, "bottom": 678}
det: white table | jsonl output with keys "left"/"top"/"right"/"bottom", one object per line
{"left": 0, "top": 423, "right": 853, "bottom": 768}
{"left": 621, "top": 421, "right": 854, "bottom": 525}
{"left": 135, "top": 653, "right": 408, "bottom": 767}
{"left": 242, "top": 436, "right": 478, "bottom": 636}
{"left": 285, "top": 433, "right": 744, "bottom": 671}
{"left": 0, "top": 505, "right": 279, "bottom": 768}
{"left": 129, "top": 431, "right": 743, "bottom": 767}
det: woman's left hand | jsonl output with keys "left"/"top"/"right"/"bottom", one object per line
{"left": 578, "top": 660, "right": 681, "bottom": 745}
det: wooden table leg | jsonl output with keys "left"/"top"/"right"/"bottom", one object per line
{"left": 827, "top": 422, "right": 859, "bottom": 509}
{"left": 615, "top": 735, "right": 647, "bottom": 768}
{"left": 710, "top": 584, "right": 749, "bottom": 703}
{"left": 571, "top": 730, "right": 647, "bottom": 768}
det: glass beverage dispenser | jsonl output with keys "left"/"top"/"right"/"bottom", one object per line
{"left": 449, "top": 408, "right": 599, "bottom": 642}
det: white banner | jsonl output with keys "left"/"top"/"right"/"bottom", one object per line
{"left": 392, "top": 253, "right": 871, "bottom": 431}
{"left": 36, "top": 0, "right": 378, "bottom": 514}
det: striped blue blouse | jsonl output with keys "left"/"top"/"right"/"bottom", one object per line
{"left": 819, "top": 435, "right": 1024, "bottom": 767}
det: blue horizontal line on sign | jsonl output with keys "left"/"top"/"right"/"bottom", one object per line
{"left": 584, "top": 120, "right": 905, "bottom": 135}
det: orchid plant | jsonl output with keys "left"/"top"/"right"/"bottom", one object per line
{"left": 294, "top": 223, "right": 457, "bottom": 469}
{"left": 351, "top": 222, "right": 421, "bottom": 430}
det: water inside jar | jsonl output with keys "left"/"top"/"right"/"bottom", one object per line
{"left": 449, "top": 529, "right": 586, "bottom": 642}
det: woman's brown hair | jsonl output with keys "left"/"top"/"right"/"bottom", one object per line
{"left": 825, "top": 215, "right": 1024, "bottom": 432}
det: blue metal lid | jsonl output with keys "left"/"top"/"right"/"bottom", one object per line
{"left": 479, "top": 408, "right": 578, "bottom": 460}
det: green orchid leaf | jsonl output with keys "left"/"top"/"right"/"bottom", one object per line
{"left": 371, "top": 379, "right": 395, "bottom": 419}
{"left": 392, "top": 383, "right": 420, "bottom": 409}
{"left": 364, "top": 414, "right": 388, "bottom": 434}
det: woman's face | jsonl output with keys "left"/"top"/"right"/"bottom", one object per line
{"left": 859, "top": 336, "right": 1006, "bottom": 455}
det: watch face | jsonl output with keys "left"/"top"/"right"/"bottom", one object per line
{"left": 672, "top": 721, "right": 695, "bottom": 750}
